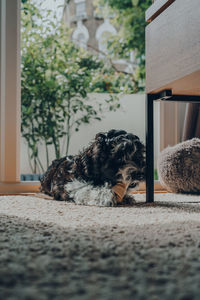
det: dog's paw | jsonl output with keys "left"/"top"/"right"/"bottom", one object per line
{"left": 121, "top": 195, "right": 136, "bottom": 205}
{"left": 103, "top": 196, "right": 117, "bottom": 207}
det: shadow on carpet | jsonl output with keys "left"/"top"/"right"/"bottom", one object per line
{"left": 0, "top": 214, "right": 200, "bottom": 300}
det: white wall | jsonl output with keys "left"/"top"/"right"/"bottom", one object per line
{"left": 21, "top": 93, "right": 160, "bottom": 173}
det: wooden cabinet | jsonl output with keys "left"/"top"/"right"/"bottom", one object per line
{"left": 146, "top": 0, "right": 200, "bottom": 95}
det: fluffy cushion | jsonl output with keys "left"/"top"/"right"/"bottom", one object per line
{"left": 158, "top": 138, "right": 200, "bottom": 193}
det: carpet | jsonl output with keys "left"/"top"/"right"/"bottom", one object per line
{"left": 0, "top": 193, "right": 200, "bottom": 300}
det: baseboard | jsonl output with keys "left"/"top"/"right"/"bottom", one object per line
{"left": 138, "top": 180, "right": 166, "bottom": 192}
{"left": 0, "top": 181, "right": 40, "bottom": 194}
{"left": 0, "top": 180, "right": 166, "bottom": 194}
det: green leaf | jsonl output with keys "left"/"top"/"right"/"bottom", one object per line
{"left": 132, "top": 0, "right": 139, "bottom": 6}
{"left": 21, "top": 0, "right": 123, "bottom": 165}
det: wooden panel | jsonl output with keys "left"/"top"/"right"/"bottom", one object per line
{"left": 0, "top": 0, "right": 21, "bottom": 183}
{"left": 148, "top": 70, "right": 200, "bottom": 96}
{"left": 0, "top": 182, "right": 40, "bottom": 194}
{"left": 146, "top": 0, "right": 175, "bottom": 22}
{"left": 138, "top": 181, "right": 166, "bottom": 192}
{"left": 160, "top": 102, "right": 179, "bottom": 150}
{"left": 146, "top": 0, "right": 200, "bottom": 95}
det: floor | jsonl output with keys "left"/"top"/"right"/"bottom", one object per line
{"left": 0, "top": 193, "right": 200, "bottom": 300}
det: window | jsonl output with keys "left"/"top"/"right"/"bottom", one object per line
{"left": 98, "top": 31, "right": 111, "bottom": 56}
{"left": 76, "top": 1, "right": 86, "bottom": 18}
{"left": 93, "top": 4, "right": 104, "bottom": 19}
{"left": 72, "top": 21, "right": 89, "bottom": 49}
{"left": 76, "top": 33, "right": 87, "bottom": 49}
{"left": 0, "top": 0, "right": 176, "bottom": 193}
{"left": 96, "top": 19, "right": 117, "bottom": 57}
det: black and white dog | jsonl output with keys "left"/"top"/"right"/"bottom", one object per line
{"left": 40, "top": 129, "right": 145, "bottom": 206}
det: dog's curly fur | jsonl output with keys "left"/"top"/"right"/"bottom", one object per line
{"left": 40, "top": 129, "right": 145, "bottom": 206}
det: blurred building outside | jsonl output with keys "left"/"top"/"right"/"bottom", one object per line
{"left": 63, "top": 0, "right": 136, "bottom": 73}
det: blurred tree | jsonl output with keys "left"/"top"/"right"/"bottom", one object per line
{"left": 21, "top": 0, "right": 121, "bottom": 173}
{"left": 95, "top": 0, "right": 152, "bottom": 91}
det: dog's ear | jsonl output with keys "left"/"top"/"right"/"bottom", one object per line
{"left": 125, "top": 133, "right": 139, "bottom": 142}
{"left": 107, "top": 129, "right": 127, "bottom": 138}
{"left": 94, "top": 132, "right": 110, "bottom": 151}
{"left": 95, "top": 132, "right": 107, "bottom": 141}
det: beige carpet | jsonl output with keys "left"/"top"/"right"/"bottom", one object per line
{"left": 0, "top": 193, "right": 200, "bottom": 299}
{"left": 0, "top": 193, "right": 199, "bottom": 227}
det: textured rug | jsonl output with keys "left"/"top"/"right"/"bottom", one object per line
{"left": 0, "top": 193, "right": 200, "bottom": 300}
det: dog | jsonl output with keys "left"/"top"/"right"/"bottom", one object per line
{"left": 40, "top": 129, "right": 145, "bottom": 206}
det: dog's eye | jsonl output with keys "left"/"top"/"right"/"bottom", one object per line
{"left": 129, "top": 182, "right": 137, "bottom": 188}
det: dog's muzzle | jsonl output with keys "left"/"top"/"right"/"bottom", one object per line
{"left": 112, "top": 182, "right": 129, "bottom": 203}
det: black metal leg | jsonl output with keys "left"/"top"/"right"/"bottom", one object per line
{"left": 146, "top": 94, "right": 154, "bottom": 203}
{"left": 144, "top": 90, "right": 200, "bottom": 202}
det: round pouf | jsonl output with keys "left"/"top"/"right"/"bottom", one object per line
{"left": 158, "top": 138, "right": 200, "bottom": 193}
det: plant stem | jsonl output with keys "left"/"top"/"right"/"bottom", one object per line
{"left": 66, "top": 131, "right": 70, "bottom": 156}
{"left": 33, "top": 157, "right": 37, "bottom": 174}
{"left": 66, "top": 98, "right": 71, "bottom": 155}
{"left": 36, "top": 156, "right": 45, "bottom": 173}
{"left": 27, "top": 146, "right": 34, "bottom": 173}
{"left": 52, "top": 135, "right": 60, "bottom": 159}
{"left": 45, "top": 141, "right": 49, "bottom": 168}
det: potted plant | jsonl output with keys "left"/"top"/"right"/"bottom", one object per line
{"left": 21, "top": 1, "right": 122, "bottom": 178}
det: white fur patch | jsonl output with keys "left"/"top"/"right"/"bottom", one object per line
{"left": 65, "top": 180, "right": 117, "bottom": 207}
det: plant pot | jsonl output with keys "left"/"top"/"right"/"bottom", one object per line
{"left": 20, "top": 174, "right": 43, "bottom": 181}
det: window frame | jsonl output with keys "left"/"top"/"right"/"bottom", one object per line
{"left": 0, "top": 0, "right": 40, "bottom": 193}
